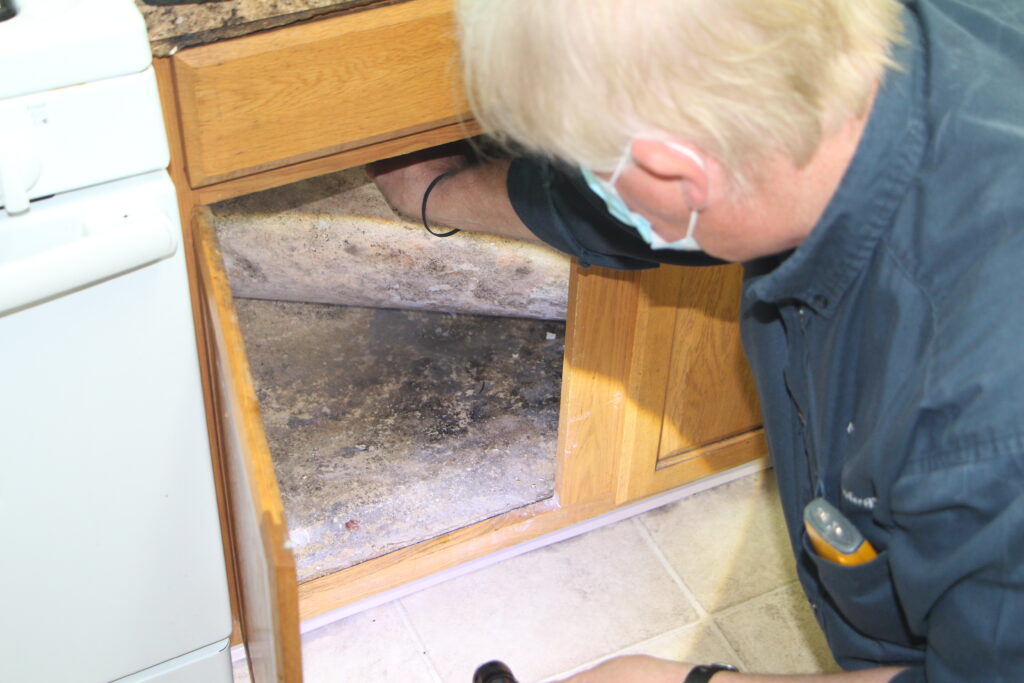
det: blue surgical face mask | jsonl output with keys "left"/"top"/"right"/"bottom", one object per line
{"left": 581, "top": 141, "right": 705, "bottom": 251}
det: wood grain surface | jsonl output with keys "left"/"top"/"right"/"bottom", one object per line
{"left": 195, "top": 208, "right": 303, "bottom": 682}
{"left": 173, "top": 0, "right": 471, "bottom": 187}
{"left": 559, "top": 263, "right": 767, "bottom": 505}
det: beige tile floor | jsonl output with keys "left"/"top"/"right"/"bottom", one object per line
{"left": 234, "top": 469, "right": 840, "bottom": 683}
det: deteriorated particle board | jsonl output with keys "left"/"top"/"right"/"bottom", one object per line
{"left": 235, "top": 298, "right": 563, "bottom": 582}
{"left": 211, "top": 167, "right": 570, "bottom": 320}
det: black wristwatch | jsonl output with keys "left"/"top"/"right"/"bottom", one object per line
{"left": 684, "top": 663, "right": 740, "bottom": 682}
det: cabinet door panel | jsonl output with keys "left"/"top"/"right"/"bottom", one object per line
{"left": 656, "top": 264, "right": 761, "bottom": 460}
{"left": 174, "top": 0, "right": 470, "bottom": 187}
{"left": 558, "top": 263, "right": 766, "bottom": 507}
{"left": 194, "top": 208, "right": 303, "bottom": 682}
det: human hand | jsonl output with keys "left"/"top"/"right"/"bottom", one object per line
{"left": 365, "top": 143, "right": 469, "bottom": 220}
{"left": 552, "top": 655, "right": 693, "bottom": 683}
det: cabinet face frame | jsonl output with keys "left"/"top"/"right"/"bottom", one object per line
{"left": 173, "top": 0, "right": 473, "bottom": 188}
{"left": 156, "top": 2, "right": 768, "bottom": 681}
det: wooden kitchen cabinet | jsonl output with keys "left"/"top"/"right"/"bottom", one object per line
{"left": 172, "top": 0, "right": 472, "bottom": 189}
{"left": 156, "top": 1, "right": 767, "bottom": 680}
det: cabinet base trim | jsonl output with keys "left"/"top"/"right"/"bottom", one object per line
{"left": 297, "top": 459, "right": 767, "bottom": 636}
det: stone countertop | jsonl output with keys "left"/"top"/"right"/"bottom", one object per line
{"left": 137, "top": 0, "right": 387, "bottom": 57}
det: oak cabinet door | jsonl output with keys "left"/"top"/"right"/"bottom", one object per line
{"left": 557, "top": 263, "right": 766, "bottom": 507}
{"left": 194, "top": 208, "right": 303, "bottom": 682}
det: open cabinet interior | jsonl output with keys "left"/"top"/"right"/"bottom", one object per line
{"left": 157, "top": 6, "right": 770, "bottom": 671}
{"left": 210, "top": 167, "right": 571, "bottom": 583}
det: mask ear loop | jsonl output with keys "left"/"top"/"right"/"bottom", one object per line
{"left": 685, "top": 206, "right": 700, "bottom": 240}
{"left": 609, "top": 147, "right": 632, "bottom": 186}
{"left": 664, "top": 141, "right": 706, "bottom": 171}
{"left": 664, "top": 142, "right": 706, "bottom": 238}
{"left": 612, "top": 140, "right": 706, "bottom": 184}
{"left": 610, "top": 140, "right": 706, "bottom": 241}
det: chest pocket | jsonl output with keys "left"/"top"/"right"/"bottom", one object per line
{"left": 801, "top": 532, "right": 919, "bottom": 647}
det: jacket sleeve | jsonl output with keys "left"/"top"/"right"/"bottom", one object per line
{"left": 506, "top": 155, "right": 725, "bottom": 270}
{"left": 887, "top": 441, "right": 1024, "bottom": 682}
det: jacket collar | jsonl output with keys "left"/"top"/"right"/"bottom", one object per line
{"left": 745, "top": 8, "right": 928, "bottom": 317}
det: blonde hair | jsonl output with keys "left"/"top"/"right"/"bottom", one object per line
{"left": 457, "top": 0, "right": 903, "bottom": 188}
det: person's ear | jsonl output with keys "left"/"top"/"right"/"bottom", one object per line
{"left": 629, "top": 138, "right": 709, "bottom": 210}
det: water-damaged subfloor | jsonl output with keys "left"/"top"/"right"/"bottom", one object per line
{"left": 236, "top": 298, "right": 563, "bottom": 582}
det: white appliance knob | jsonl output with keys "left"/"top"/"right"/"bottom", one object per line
{"left": 0, "top": 106, "right": 43, "bottom": 215}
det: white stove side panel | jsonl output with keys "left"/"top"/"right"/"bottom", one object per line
{"left": 0, "top": 173, "right": 231, "bottom": 683}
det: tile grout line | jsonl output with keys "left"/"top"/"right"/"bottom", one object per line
{"left": 711, "top": 579, "right": 804, "bottom": 620}
{"left": 632, "top": 517, "right": 748, "bottom": 670}
{"left": 701, "top": 580, "right": 810, "bottom": 674}
{"left": 540, "top": 618, "right": 751, "bottom": 683}
{"left": 705, "top": 619, "right": 748, "bottom": 672}
{"left": 537, "top": 623, "right": 706, "bottom": 683}
{"left": 395, "top": 600, "right": 445, "bottom": 683}
{"left": 632, "top": 517, "right": 709, "bottom": 621}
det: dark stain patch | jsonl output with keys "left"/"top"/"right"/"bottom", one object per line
{"left": 337, "top": 445, "right": 368, "bottom": 459}
{"left": 234, "top": 254, "right": 268, "bottom": 283}
{"left": 235, "top": 298, "right": 561, "bottom": 581}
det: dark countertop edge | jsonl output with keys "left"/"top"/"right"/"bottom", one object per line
{"left": 149, "top": 0, "right": 398, "bottom": 57}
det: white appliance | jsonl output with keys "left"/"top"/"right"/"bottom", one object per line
{"left": 0, "top": 1, "right": 233, "bottom": 681}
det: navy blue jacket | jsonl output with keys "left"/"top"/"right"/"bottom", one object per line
{"left": 507, "top": 2, "right": 1024, "bottom": 680}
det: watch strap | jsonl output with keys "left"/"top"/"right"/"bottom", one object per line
{"left": 684, "top": 663, "right": 739, "bottom": 683}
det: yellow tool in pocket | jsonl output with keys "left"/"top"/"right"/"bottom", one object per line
{"left": 804, "top": 497, "right": 878, "bottom": 566}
